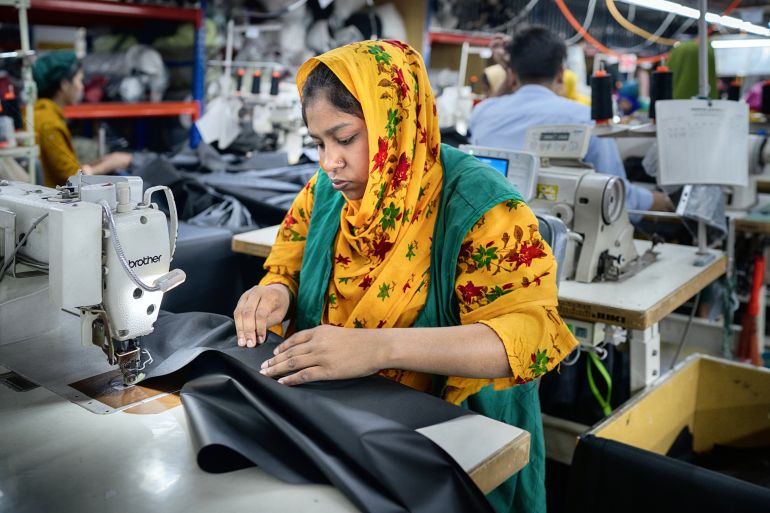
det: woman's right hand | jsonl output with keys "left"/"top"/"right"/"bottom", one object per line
{"left": 234, "top": 284, "right": 291, "bottom": 347}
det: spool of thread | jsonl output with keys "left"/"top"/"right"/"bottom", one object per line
{"left": 235, "top": 68, "right": 245, "bottom": 93}
{"left": 590, "top": 69, "right": 613, "bottom": 123}
{"left": 727, "top": 80, "right": 741, "bottom": 102}
{"left": 2, "top": 88, "right": 22, "bottom": 129}
{"left": 251, "top": 70, "right": 262, "bottom": 95}
{"left": 270, "top": 71, "right": 281, "bottom": 96}
{"left": 762, "top": 81, "right": 770, "bottom": 115}
{"left": 649, "top": 65, "right": 673, "bottom": 121}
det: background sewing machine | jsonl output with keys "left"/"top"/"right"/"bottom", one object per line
{"left": 462, "top": 124, "right": 654, "bottom": 284}
{"left": 725, "top": 134, "right": 770, "bottom": 210}
{"left": 200, "top": 21, "right": 305, "bottom": 164}
{"left": 0, "top": 175, "right": 185, "bottom": 384}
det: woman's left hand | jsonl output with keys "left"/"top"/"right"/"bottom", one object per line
{"left": 260, "top": 325, "right": 386, "bottom": 385}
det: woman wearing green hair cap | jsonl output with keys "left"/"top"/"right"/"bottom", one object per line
{"left": 33, "top": 50, "right": 133, "bottom": 187}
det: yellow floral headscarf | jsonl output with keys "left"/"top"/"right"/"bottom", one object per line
{"left": 295, "top": 40, "right": 443, "bottom": 330}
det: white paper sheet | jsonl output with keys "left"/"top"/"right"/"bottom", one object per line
{"left": 194, "top": 97, "right": 241, "bottom": 149}
{"left": 655, "top": 99, "right": 749, "bottom": 187}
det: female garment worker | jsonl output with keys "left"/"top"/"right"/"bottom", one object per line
{"left": 33, "top": 50, "right": 133, "bottom": 187}
{"left": 234, "top": 40, "right": 578, "bottom": 513}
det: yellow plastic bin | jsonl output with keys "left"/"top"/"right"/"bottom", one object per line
{"left": 568, "top": 354, "right": 770, "bottom": 513}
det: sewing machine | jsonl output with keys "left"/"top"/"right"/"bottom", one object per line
{"left": 0, "top": 175, "right": 185, "bottom": 385}
{"left": 726, "top": 134, "right": 770, "bottom": 210}
{"left": 247, "top": 80, "right": 304, "bottom": 163}
{"left": 462, "top": 125, "right": 653, "bottom": 283}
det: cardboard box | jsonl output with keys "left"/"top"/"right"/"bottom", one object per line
{"left": 568, "top": 354, "right": 770, "bottom": 513}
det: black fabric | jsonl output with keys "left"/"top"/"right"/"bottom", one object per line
{"left": 666, "top": 428, "right": 770, "bottom": 490}
{"left": 133, "top": 157, "right": 228, "bottom": 221}
{"left": 208, "top": 183, "right": 293, "bottom": 227}
{"left": 140, "top": 312, "right": 495, "bottom": 513}
{"left": 567, "top": 435, "right": 770, "bottom": 513}
{"left": 134, "top": 156, "right": 294, "bottom": 228}
{"left": 539, "top": 345, "right": 630, "bottom": 425}
{"left": 161, "top": 222, "right": 256, "bottom": 316}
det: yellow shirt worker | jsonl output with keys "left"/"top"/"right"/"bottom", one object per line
{"left": 32, "top": 50, "right": 132, "bottom": 187}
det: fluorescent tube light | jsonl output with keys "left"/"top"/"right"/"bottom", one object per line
{"left": 617, "top": 0, "right": 770, "bottom": 37}
{"left": 711, "top": 38, "right": 770, "bottom": 48}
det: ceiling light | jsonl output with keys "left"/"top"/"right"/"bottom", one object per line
{"left": 617, "top": 0, "right": 770, "bottom": 37}
{"left": 711, "top": 38, "right": 770, "bottom": 48}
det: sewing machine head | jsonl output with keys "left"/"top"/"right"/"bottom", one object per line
{"left": 462, "top": 125, "right": 651, "bottom": 283}
{"left": 0, "top": 175, "right": 185, "bottom": 384}
{"left": 525, "top": 125, "right": 648, "bottom": 282}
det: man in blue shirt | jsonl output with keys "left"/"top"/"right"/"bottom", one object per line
{"left": 469, "top": 26, "right": 673, "bottom": 213}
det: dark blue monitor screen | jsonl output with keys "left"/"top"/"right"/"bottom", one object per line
{"left": 475, "top": 156, "right": 508, "bottom": 177}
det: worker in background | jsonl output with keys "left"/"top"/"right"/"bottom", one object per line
{"left": 33, "top": 50, "right": 133, "bottom": 187}
{"left": 469, "top": 26, "right": 674, "bottom": 213}
{"left": 617, "top": 80, "right": 642, "bottom": 119}
{"left": 745, "top": 80, "right": 767, "bottom": 112}
{"left": 667, "top": 39, "right": 718, "bottom": 100}
{"left": 560, "top": 68, "right": 590, "bottom": 105}
{"left": 234, "top": 40, "right": 578, "bottom": 513}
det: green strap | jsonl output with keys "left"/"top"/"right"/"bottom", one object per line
{"left": 586, "top": 351, "right": 613, "bottom": 417}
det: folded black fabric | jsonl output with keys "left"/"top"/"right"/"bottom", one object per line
{"left": 568, "top": 434, "right": 770, "bottom": 513}
{"left": 141, "top": 312, "right": 495, "bottom": 513}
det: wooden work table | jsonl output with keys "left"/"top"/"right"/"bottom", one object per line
{"left": 557, "top": 240, "right": 727, "bottom": 331}
{"left": 232, "top": 224, "right": 280, "bottom": 258}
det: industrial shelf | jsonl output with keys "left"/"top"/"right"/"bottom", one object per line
{"left": 63, "top": 101, "right": 200, "bottom": 120}
{"left": 427, "top": 30, "right": 493, "bottom": 48}
{"left": 0, "top": 0, "right": 202, "bottom": 27}
{"left": 0, "top": 0, "right": 206, "bottom": 147}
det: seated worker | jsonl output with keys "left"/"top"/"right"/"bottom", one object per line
{"left": 234, "top": 40, "right": 579, "bottom": 513}
{"left": 561, "top": 68, "right": 590, "bottom": 105}
{"left": 667, "top": 39, "right": 717, "bottom": 100}
{"left": 469, "top": 26, "right": 673, "bottom": 213}
{"left": 33, "top": 51, "right": 133, "bottom": 187}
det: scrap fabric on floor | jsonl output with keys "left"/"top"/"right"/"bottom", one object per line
{"left": 139, "top": 312, "right": 496, "bottom": 513}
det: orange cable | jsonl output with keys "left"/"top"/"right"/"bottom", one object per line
{"left": 555, "top": 0, "right": 743, "bottom": 64}
{"left": 605, "top": 0, "right": 679, "bottom": 46}
{"left": 555, "top": 0, "right": 667, "bottom": 63}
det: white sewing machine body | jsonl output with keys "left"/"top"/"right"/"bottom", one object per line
{"left": 0, "top": 175, "right": 185, "bottom": 383}
{"left": 463, "top": 125, "right": 646, "bottom": 283}
{"left": 531, "top": 160, "right": 639, "bottom": 283}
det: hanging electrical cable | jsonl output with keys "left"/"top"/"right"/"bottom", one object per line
{"left": 565, "top": 0, "right": 598, "bottom": 45}
{"left": 633, "top": 12, "right": 677, "bottom": 49}
{"left": 671, "top": 17, "right": 696, "bottom": 39}
{"left": 598, "top": 9, "right": 676, "bottom": 53}
{"left": 606, "top": 0, "right": 743, "bottom": 48}
{"left": 555, "top": 0, "right": 744, "bottom": 64}
{"left": 489, "top": 0, "right": 541, "bottom": 33}
{"left": 606, "top": 0, "right": 679, "bottom": 46}
{"left": 554, "top": 0, "right": 670, "bottom": 63}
